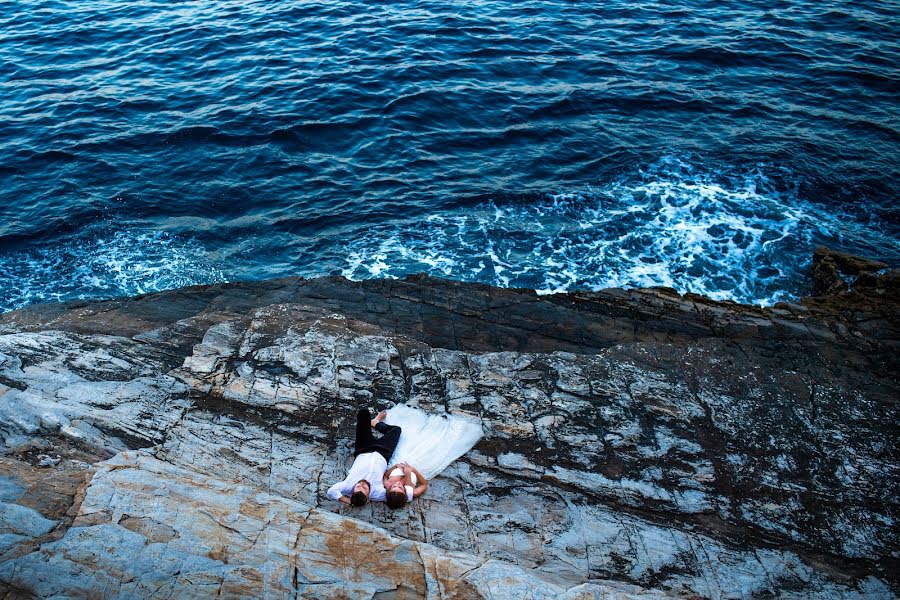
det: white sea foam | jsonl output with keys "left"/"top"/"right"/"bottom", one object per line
{"left": 342, "top": 156, "right": 891, "bottom": 305}
{"left": 3, "top": 158, "right": 891, "bottom": 312}
{"left": 0, "top": 228, "right": 226, "bottom": 312}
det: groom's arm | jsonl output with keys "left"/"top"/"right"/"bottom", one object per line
{"left": 326, "top": 481, "right": 351, "bottom": 504}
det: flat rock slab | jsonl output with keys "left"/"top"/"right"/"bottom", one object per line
{"left": 0, "top": 269, "right": 896, "bottom": 598}
{"left": 1, "top": 451, "right": 673, "bottom": 600}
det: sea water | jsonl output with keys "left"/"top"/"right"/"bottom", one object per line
{"left": 1, "top": 1, "right": 897, "bottom": 311}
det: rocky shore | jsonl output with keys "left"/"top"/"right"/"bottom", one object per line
{"left": 0, "top": 248, "right": 896, "bottom": 599}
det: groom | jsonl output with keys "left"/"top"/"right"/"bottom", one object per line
{"left": 326, "top": 408, "right": 401, "bottom": 507}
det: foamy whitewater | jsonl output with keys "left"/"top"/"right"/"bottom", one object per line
{"left": 0, "top": 229, "right": 225, "bottom": 310}
{"left": 0, "top": 157, "right": 894, "bottom": 311}
{"left": 342, "top": 157, "right": 895, "bottom": 305}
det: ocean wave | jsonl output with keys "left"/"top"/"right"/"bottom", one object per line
{"left": 0, "top": 228, "right": 226, "bottom": 312}
{"left": 341, "top": 156, "right": 889, "bottom": 306}
{"left": 0, "top": 157, "right": 893, "bottom": 312}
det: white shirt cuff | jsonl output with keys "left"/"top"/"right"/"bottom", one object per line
{"left": 326, "top": 485, "right": 343, "bottom": 501}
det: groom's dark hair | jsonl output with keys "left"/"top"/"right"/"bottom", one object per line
{"left": 350, "top": 480, "right": 370, "bottom": 507}
{"left": 386, "top": 490, "right": 407, "bottom": 510}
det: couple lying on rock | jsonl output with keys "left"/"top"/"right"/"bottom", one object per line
{"left": 326, "top": 408, "right": 428, "bottom": 509}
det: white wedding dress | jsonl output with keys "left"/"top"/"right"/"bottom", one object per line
{"left": 384, "top": 404, "right": 483, "bottom": 480}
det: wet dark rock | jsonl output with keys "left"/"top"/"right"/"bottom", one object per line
{"left": 811, "top": 245, "right": 891, "bottom": 298}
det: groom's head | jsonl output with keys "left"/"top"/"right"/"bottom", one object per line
{"left": 350, "top": 480, "right": 370, "bottom": 507}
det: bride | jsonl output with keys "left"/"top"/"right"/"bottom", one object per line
{"left": 380, "top": 404, "right": 483, "bottom": 510}
{"left": 382, "top": 462, "right": 427, "bottom": 509}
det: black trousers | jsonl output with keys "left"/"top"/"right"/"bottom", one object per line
{"left": 354, "top": 408, "right": 402, "bottom": 463}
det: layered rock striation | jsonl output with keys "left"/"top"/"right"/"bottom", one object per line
{"left": 0, "top": 248, "right": 896, "bottom": 598}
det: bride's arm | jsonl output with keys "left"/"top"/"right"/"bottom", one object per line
{"left": 408, "top": 465, "right": 428, "bottom": 498}
{"left": 383, "top": 464, "right": 400, "bottom": 488}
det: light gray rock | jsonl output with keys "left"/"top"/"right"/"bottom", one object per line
{"left": 1, "top": 452, "right": 674, "bottom": 599}
{"left": 0, "top": 271, "right": 896, "bottom": 598}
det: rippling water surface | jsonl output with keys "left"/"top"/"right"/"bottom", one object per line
{"left": 1, "top": 1, "right": 898, "bottom": 310}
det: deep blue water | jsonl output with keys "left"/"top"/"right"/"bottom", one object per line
{"left": 1, "top": 0, "right": 898, "bottom": 311}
